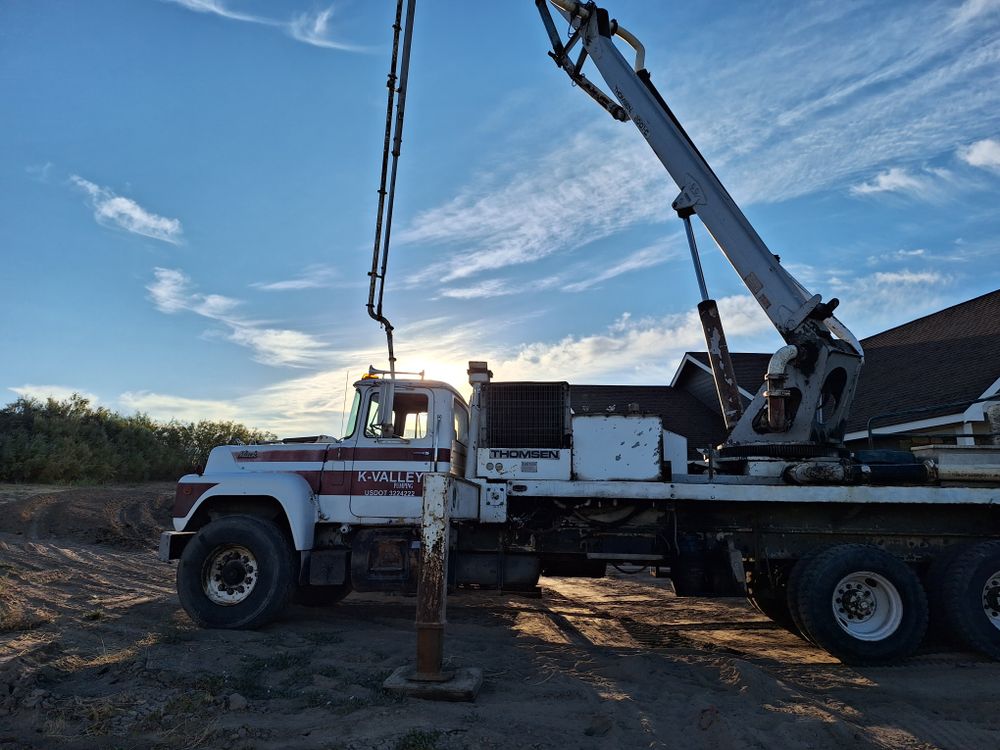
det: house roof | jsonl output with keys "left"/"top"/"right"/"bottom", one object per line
{"left": 569, "top": 384, "right": 725, "bottom": 454}
{"left": 682, "top": 352, "right": 772, "bottom": 395}
{"left": 846, "top": 289, "right": 1000, "bottom": 433}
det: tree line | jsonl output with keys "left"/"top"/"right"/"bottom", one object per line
{"left": 0, "top": 394, "right": 275, "bottom": 484}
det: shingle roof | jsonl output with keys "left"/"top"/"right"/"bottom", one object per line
{"left": 846, "top": 289, "right": 1000, "bottom": 433}
{"left": 570, "top": 384, "right": 725, "bottom": 454}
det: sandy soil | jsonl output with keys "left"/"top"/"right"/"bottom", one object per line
{"left": 1, "top": 484, "right": 998, "bottom": 750}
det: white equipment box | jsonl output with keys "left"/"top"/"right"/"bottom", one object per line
{"left": 572, "top": 414, "right": 663, "bottom": 481}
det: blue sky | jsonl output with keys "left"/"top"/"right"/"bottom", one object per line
{"left": 2, "top": 0, "right": 999, "bottom": 436}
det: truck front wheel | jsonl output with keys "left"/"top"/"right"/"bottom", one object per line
{"left": 792, "top": 544, "right": 927, "bottom": 665}
{"left": 177, "top": 515, "right": 295, "bottom": 629}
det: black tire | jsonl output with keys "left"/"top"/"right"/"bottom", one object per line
{"left": 785, "top": 547, "right": 827, "bottom": 643}
{"left": 177, "top": 515, "right": 295, "bottom": 629}
{"left": 793, "top": 544, "right": 928, "bottom": 665}
{"left": 923, "top": 544, "right": 965, "bottom": 643}
{"left": 747, "top": 592, "right": 801, "bottom": 636}
{"left": 940, "top": 540, "right": 1000, "bottom": 660}
{"left": 295, "top": 580, "right": 353, "bottom": 607}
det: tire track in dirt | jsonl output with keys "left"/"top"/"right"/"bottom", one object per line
{"left": 538, "top": 573, "right": 1000, "bottom": 750}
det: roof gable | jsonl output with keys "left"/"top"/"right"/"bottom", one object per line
{"left": 677, "top": 352, "right": 771, "bottom": 395}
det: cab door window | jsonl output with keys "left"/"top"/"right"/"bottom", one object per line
{"left": 364, "top": 392, "right": 429, "bottom": 440}
{"left": 453, "top": 400, "right": 469, "bottom": 446}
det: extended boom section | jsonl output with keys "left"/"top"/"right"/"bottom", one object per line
{"left": 538, "top": 1, "right": 863, "bottom": 456}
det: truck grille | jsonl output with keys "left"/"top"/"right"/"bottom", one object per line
{"left": 482, "top": 382, "right": 571, "bottom": 448}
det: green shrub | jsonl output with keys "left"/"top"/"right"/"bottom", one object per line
{"left": 0, "top": 394, "right": 275, "bottom": 483}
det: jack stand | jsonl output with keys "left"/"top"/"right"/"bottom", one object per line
{"left": 383, "top": 474, "right": 483, "bottom": 701}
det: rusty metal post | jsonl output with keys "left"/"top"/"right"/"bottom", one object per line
{"left": 383, "top": 473, "right": 482, "bottom": 700}
{"left": 413, "top": 473, "right": 451, "bottom": 682}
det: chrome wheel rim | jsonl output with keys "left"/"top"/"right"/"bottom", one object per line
{"left": 203, "top": 544, "right": 258, "bottom": 606}
{"left": 982, "top": 571, "right": 1000, "bottom": 632}
{"left": 831, "top": 571, "right": 903, "bottom": 641}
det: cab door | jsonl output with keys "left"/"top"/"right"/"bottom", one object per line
{"left": 316, "top": 390, "right": 361, "bottom": 522}
{"left": 348, "top": 388, "right": 435, "bottom": 519}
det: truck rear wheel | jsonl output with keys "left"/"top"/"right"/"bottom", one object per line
{"left": 785, "top": 547, "right": 827, "bottom": 643}
{"left": 923, "top": 544, "right": 964, "bottom": 643}
{"left": 747, "top": 591, "right": 800, "bottom": 636}
{"left": 792, "top": 544, "right": 927, "bottom": 665}
{"left": 177, "top": 515, "right": 295, "bottom": 629}
{"left": 939, "top": 540, "right": 1000, "bottom": 660}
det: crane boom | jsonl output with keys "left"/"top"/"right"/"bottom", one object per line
{"left": 538, "top": 1, "right": 864, "bottom": 455}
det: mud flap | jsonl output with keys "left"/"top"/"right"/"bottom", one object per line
{"left": 350, "top": 528, "right": 420, "bottom": 592}
{"left": 308, "top": 549, "right": 349, "bottom": 586}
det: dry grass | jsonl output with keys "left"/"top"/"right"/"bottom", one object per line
{"left": 0, "top": 575, "right": 54, "bottom": 632}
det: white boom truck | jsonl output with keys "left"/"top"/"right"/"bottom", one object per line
{"left": 160, "top": 1, "right": 1000, "bottom": 666}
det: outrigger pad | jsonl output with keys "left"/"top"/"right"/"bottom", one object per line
{"left": 382, "top": 666, "right": 483, "bottom": 702}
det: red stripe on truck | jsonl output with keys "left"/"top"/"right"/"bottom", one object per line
{"left": 235, "top": 449, "right": 327, "bottom": 462}
{"left": 232, "top": 447, "right": 451, "bottom": 463}
{"left": 345, "top": 447, "right": 451, "bottom": 462}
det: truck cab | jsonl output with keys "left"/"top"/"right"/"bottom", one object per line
{"left": 170, "top": 376, "right": 468, "bottom": 538}
{"left": 322, "top": 376, "right": 468, "bottom": 521}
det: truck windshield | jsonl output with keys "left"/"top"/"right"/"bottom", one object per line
{"left": 342, "top": 391, "right": 361, "bottom": 439}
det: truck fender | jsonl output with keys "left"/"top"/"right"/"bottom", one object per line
{"left": 174, "top": 472, "right": 319, "bottom": 551}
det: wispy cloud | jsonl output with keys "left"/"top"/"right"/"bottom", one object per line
{"left": 871, "top": 270, "right": 949, "bottom": 286}
{"left": 26, "top": 162, "right": 53, "bottom": 183}
{"left": 117, "top": 369, "right": 355, "bottom": 435}
{"left": 830, "top": 268, "right": 955, "bottom": 333}
{"left": 70, "top": 176, "right": 183, "bottom": 244}
{"left": 849, "top": 166, "right": 958, "bottom": 201}
{"left": 118, "top": 390, "right": 241, "bottom": 422}
{"left": 865, "top": 248, "right": 927, "bottom": 266}
{"left": 166, "top": 0, "right": 273, "bottom": 24}
{"left": 438, "top": 279, "right": 516, "bottom": 300}
{"left": 849, "top": 167, "right": 933, "bottom": 198}
{"left": 399, "top": 1, "right": 998, "bottom": 288}
{"left": 288, "top": 6, "right": 366, "bottom": 51}
{"left": 107, "top": 314, "right": 501, "bottom": 434}
{"left": 660, "top": 2, "right": 1000, "bottom": 206}
{"left": 148, "top": 267, "right": 332, "bottom": 367}
{"left": 959, "top": 138, "right": 1000, "bottom": 171}
{"left": 400, "top": 128, "right": 668, "bottom": 282}
{"left": 493, "top": 295, "right": 777, "bottom": 384}
{"left": 435, "top": 242, "right": 677, "bottom": 299}
{"left": 562, "top": 245, "right": 675, "bottom": 293}
{"left": 950, "top": 0, "right": 1000, "bottom": 28}
{"left": 251, "top": 265, "right": 344, "bottom": 291}
{"left": 9, "top": 384, "right": 100, "bottom": 404}
{"left": 107, "top": 300, "right": 776, "bottom": 435}
{"left": 163, "top": 0, "right": 365, "bottom": 51}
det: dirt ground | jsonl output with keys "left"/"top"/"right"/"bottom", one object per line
{"left": 0, "top": 485, "right": 998, "bottom": 750}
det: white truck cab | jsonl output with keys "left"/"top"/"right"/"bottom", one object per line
{"left": 170, "top": 376, "right": 468, "bottom": 539}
